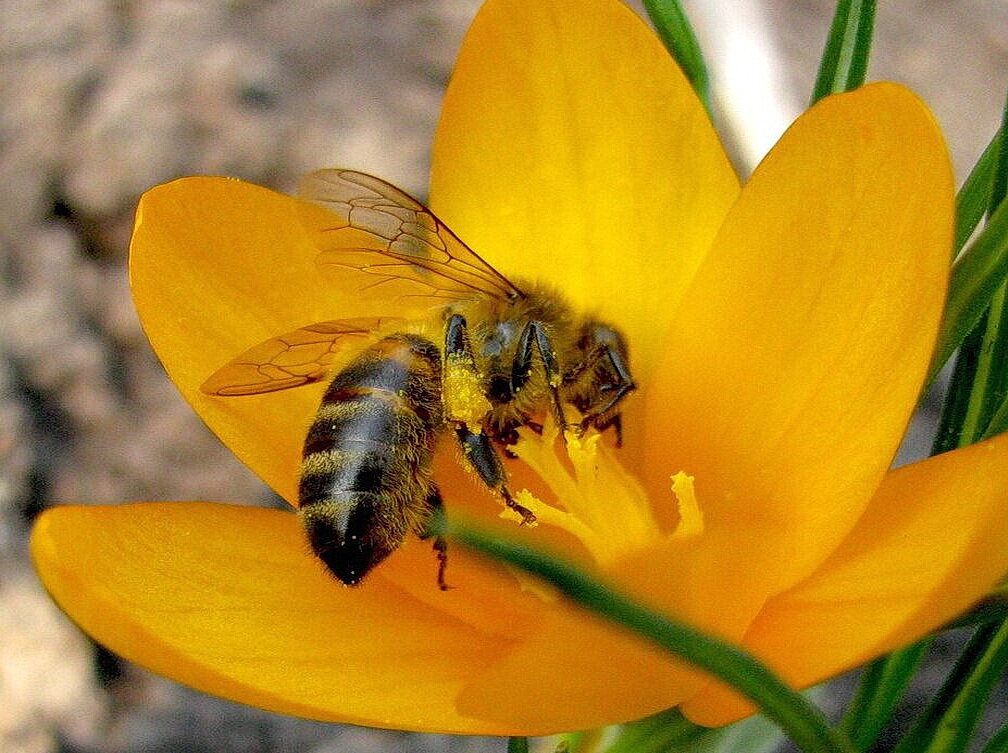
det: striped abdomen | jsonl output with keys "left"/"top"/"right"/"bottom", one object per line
{"left": 299, "top": 334, "right": 443, "bottom": 585}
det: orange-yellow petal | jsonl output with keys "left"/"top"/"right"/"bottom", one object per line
{"left": 429, "top": 0, "right": 739, "bottom": 406}
{"left": 454, "top": 596, "right": 704, "bottom": 732}
{"left": 130, "top": 178, "right": 388, "bottom": 504}
{"left": 644, "top": 83, "right": 954, "bottom": 595}
{"left": 680, "top": 431, "right": 1008, "bottom": 726}
{"left": 31, "top": 502, "right": 556, "bottom": 734}
{"left": 33, "top": 500, "right": 742, "bottom": 734}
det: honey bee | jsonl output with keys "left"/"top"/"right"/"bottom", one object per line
{"left": 201, "top": 170, "right": 635, "bottom": 588}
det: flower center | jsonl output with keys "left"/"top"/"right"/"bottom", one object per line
{"left": 503, "top": 424, "right": 703, "bottom": 569}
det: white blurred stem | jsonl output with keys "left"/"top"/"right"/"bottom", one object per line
{"left": 683, "top": 0, "right": 802, "bottom": 174}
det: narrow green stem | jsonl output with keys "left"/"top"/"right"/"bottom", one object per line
{"left": 508, "top": 736, "right": 530, "bottom": 753}
{"left": 839, "top": 641, "right": 931, "bottom": 751}
{"left": 955, "top": 132, "right": 1001, "bottom": 255}
{"left": 891, "top": 622, "right": 1008, "bottom": 753}
{"left": 981, "top": 723, "right": 1008, "bottom": 753}
{"left": 927, "top": 198, "right": 1008, "bottom": 386}
{"left": 642, "top": 0, "right": 711, "bottom": 113}
{"left": 810, "top": 0, "right": 877, "bottom": 105}
{"left": 449, "top": 523, "right": 854, "bottom": 753}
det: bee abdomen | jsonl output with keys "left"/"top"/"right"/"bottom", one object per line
{"left": 299, "top": 400, "right": 419, "bottom": 499}
{"left": 298, "top": 334, "right": 443, "bottom": 585}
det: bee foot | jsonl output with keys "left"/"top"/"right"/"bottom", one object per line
{"left": 433, "top": 536, "right": 451, "bottom": 591}
{"left": 512, "top": 503, "right": 537, "bottom": 527}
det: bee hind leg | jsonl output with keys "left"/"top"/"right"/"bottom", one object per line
{"left": 417, "top": 485, "right": 451, "bottom": 590}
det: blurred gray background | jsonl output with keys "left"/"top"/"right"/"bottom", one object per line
{"left": 1, "top": 1, "right": 1005, "bottom": 752}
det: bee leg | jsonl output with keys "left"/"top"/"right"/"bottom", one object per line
{"left": 455, "top": 425, "right": 536, "bottom": 526}
{"left": 589, "top": 412, "right": 625, "bottom": 447}
{"left": 565, "top": 330, "right": 635, "bottom": 443}
{"left": 417, "top": 485, "right": 451, "bottom": 590}
{"left": 444, "top": 315, "right": 535, "bottom": 525}
{"left": 497, "top": 414, "right": 544, "bottom": 456}
{"left": 444, "top": 313, "right": 470, "bottom": 359}
{"left": 575, "top": 344, "right": 634, "bottom": 439}
{"left": 512, "top": 321, "right": 567, "bottom": 441}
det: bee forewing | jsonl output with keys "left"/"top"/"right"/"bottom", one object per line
{"left": 298, "top": 169, "right": 524, "bottom": 307}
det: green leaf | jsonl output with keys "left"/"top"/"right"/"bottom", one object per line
{"left": 839, "top": 641, "right": 931, "bottom": 752}
{"left": 956, "top": 132, "right": 1001, "bottom": 255}
{"left": 810, "top": 0, "right": 877, "bottom": 105}
{"left": 643, "top": 0, "right": 711, "bottom": 112}
{"left": 969, "top": 286, "right": 1008, "bottom": 439}
{"left": 602, "top": 709, "right": 705, "bottom": 753}
{"left": 447, "top": 521, "right": 855, "bottom": 753}
{"left": 942, "top": 595, "right": 1008, "bottom": 632}
{"left": 926, "top": 197, "right": 1008, "bottom": 386}
{"left": 982, "top": 392, "right": 1008, "bottom": 438}
{"left": 508, "top": 737, "right": 530, "bottom": 753}
{"left": 603, "top": 706, "right": 788, "bottom": 753}
{"left": 891, "top": 622, "right": 1008, "bottom": 753}
{"left": 981, "top": 722, "right": 1008, "bottom": 753}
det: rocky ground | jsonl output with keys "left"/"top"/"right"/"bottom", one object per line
{"left": 1, "top": 1, "right": 1005, "bottom": 752}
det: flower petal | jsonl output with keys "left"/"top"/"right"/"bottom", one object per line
{"left": 455, "top": 597, "right": 704, "bottom": 732}
{"left": 429, "top": 0, "right": 739, "bottom": 397}
{"left": 30, "top": 502, "right": 554, "bottom": 734}
{"left": 680, "top": 432, "right": 1008, "bottom": 726}
{"left": 644, "top": 83, "right": 954, "bottom": 590}
{"left": 130, "top": 178, "right": 389, "bottom": 503}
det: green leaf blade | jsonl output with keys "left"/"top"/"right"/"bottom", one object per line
{"left": 448, "top": 522, "right": 854, "bottom": 753}
{"left": 957, "top": 133, "right": 1001, "bottom": 254}
{"left": 643, "top": 0, "right": 711, "bottom": 112}
{"left": 839, "top": 641, "right": 931, "bottom": 751}
{"left": 811, "top": 0, "right": 877, "bottom": 105}
{"left": 891, "top": 623, "right": 1008, "bottom": 753}
{"left": 927, "top": 197, "right": 1008, "bottom": 386}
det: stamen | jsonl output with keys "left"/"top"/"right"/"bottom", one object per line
{"left": 507, "top": 422, "right": 664, "bottom": 567}
{"left": 670, "top": 471, "right": 704, "bottom": 539}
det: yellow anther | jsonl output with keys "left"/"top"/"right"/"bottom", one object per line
{"left": 670, "top": 471, "right": 704, "bottom": 539}
{"left": 507, "top": 418, "right": 659, "bottom": 567}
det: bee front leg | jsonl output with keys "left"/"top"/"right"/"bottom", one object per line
{"left": 574, "top": 343, "right": 634, "bottom": 444}
{"left": 564, "top": 325, "right": 636, "bottom": 446}
{"left": 512, "top": 321, "right": 567, "bottom": 441}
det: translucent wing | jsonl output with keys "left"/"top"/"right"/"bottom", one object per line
{"left": 200, "top": 317, "right": 402, "bottom": 396}
{"left": 298, "top": 169, "right": 524, "bottom": 306}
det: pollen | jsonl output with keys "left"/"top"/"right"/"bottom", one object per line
{"left": 508, "top": 422, "right": 670, "bottom": 567}
{"left": 443, "top": 353, "right": 493, "bottom": 432}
